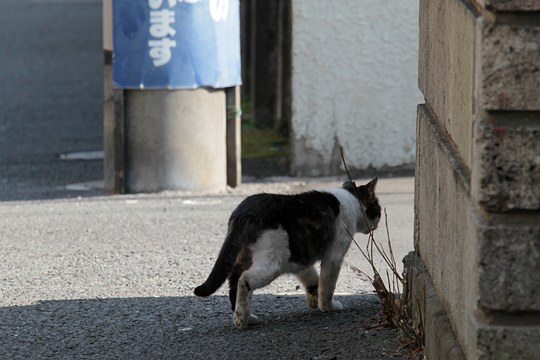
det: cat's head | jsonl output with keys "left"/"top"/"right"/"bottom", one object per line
{"left": 342, "top": 177, "right": 381, "bottom": 234}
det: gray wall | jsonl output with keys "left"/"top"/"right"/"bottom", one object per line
{"left": 0, "top": 0, "right": 103, "bottom": 200}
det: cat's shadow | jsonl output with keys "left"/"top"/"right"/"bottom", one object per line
{"left": 1, "top": 293, "right": 401, "bottom": 359}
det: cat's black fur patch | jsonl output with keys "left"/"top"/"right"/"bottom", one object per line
{"left": 229, "top": 191, "right": 341, "bottom": 266}
{"left": 194, "top": 218, "right": 252, "bottom": 298}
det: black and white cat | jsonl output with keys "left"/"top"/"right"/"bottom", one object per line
{"left": 194, "top": 178, "right": 381, "bottom": 329}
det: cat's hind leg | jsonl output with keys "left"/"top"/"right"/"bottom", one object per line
{"left": 228, "top": 248, "right": 253, "bottom": 312}
{"left": 233, "top": 271, "right": 257, "bottom": 329}
{"left": 234, "top": 268, "right": 279, "bottom": 329}
{"left": 233, "top": 227, "right": 288, "bottom": 329}
{"left": 296, "top": 266, "right": 319, "bottom": 309}
{"left": 229, "top": 261, "right": 261, "bottom": 327}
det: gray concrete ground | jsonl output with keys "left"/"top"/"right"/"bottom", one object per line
{"left": 0, "top": 177, "right": 414, "bottom": 359}
{"left": 0, "top": 0, "right": 417, "bottom": 358}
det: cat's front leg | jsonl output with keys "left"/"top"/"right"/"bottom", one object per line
{"left": 318, "top": 255, "right": 344, "bottom": 312}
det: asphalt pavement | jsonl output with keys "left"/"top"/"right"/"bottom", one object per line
{"left": 0, "top": 177, "right": 415, "bottom": 359}
{"left": 0, "top": 0, "right": 103, "bottom": 202}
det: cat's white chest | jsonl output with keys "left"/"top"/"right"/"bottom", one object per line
{"left": 322, "top": 188, "right": 360, "bottom": 233}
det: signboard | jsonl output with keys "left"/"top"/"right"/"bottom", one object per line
{"left": 113, "top": 0, "right": 241, "bottom": 89}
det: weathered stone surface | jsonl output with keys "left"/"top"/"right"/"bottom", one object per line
{"left": 478, "top": 223, "right": 540, "bottom": 310}
{"left": 415, "top": 105, "right": 478, "bottom": 358}
{"left": 474, "top": 123, "right": 540, "bottom": 211}
{"left": 481, "top": 22, "right": 540, "bottom": 110}
{"left": 416, "top": 0, "right": 540, "bottom": 359}
{"left": 405, "top": 252, "right": 466, "bottom": 360}
{"left": 418, "top": 0, "right": 477, "bottom": 168}
{"left": 290, "top": 137, "right": 341, "bottom": 176}
{"left": 477, "top": 323, "right": 540, "bottom": 360}
{"left": 477, "top": 0, "right": 540, "bottom": 11}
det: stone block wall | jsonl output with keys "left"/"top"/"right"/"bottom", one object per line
{"left": 412, "top": 0, "right": 540, "bottom": 358}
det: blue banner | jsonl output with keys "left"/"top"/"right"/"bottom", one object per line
{"left": 113, "top": 0, "right": 241, "bottom": 89}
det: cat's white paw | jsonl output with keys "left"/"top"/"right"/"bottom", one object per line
{"left": 248, "top": 314, "right": 259, "bottom": 325}
{"left": 233, "top": 310, "right": 250, "bottom": 329}
{"left": 318, "top": 299, "right": 343, "bottom": 312}
{"left": 330, "top": 300, "right": 343, "bottom": 311}
{"left": 234, "top": 311, "right": 258, "bottom": 329}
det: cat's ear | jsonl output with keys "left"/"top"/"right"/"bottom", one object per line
{"left": 342, "top": 180, "right": 356, "bottom": 191}
{"left": 366, "top": 177, "right": 378, "bottom": 192}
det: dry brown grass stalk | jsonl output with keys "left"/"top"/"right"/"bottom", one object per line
{"left": 339, "top": 147, "right": 424, "bottom": 358}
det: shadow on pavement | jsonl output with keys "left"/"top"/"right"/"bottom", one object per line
{"left": 1, "top": 294, "right": 401, "bottom": 359}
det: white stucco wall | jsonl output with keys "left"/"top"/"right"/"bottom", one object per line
{"left": 291, "top": 0, "right": 423, "bottom": 175}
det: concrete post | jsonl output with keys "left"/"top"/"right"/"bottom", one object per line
{"left": 104, "top": 1, "right": 239, "bottom": 194}
{"left": 124, "top": 89, "right": 226, "bottom": 193}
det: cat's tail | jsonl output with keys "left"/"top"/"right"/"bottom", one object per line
{"left": 193, "top": 218, "right": 248, "bottom": 297}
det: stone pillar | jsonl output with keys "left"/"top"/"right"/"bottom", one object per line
{"left": 410, "top": 0, "right": 540, "bottom": 359}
